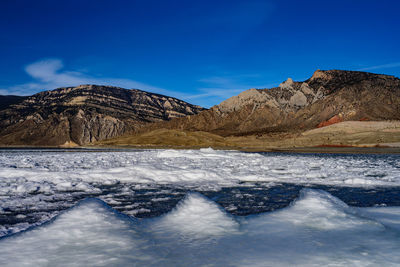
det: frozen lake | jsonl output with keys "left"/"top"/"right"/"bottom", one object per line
{"left": 1, "top": 149, "right": 400, "bottom": 266}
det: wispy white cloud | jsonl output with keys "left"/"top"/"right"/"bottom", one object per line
{"left": 0, "top": 58, "right": 275, "bottom": 108}
{"left": 357, "top": 62, "right": 400, "bottom": 71}
{"left": 0, "top": 58, "right": 175, "bottom": 96}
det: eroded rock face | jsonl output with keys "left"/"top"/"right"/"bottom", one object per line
{"left": 0, "top": 85, "right": 204, "bottom": 146}
{"left": 317, "top": 115, "right": 343, "bottom": 128}
{"left": 151, "top": 70, "right": 400, "bottom": 136}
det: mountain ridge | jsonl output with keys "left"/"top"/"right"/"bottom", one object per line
{"left": 0, "top": 84, "right": 205, "bottom": 146}
{"left": 1, "top": 69, "right": 399, "bottom": 148}
{"left": 143, "top": 69, "right": 400, "bottom": 137}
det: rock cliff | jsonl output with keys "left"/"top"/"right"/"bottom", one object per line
{"left": 0, "top": 85, "right": 204, "bottom": 146}
{"left": 148, "top": 70, "right": 400, "bottom": 136}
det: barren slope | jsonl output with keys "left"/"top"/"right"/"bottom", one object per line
{"left": 0, "top": 85, "right": 204, "bottom": 146}
{"left": 147, "top": 70, "right": 400, "bottom": 136}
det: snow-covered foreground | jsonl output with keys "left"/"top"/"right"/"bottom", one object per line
{"left": 1, "top": 148, "right": 400, "bottom": 237}
{"left": 1, "top": 189, "right": 400, "bottom": 266}
{"left": 1, "top": 148, "right": 400, "bottom": 265}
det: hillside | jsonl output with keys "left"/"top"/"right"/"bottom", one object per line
{"left": 2, "top": 70, "right": 399, "bottom": 149}
{"left": 0, "top": 95, "right": 26, "bottom": 111}
{"left": 0, "top": 85, "right": 204, "bottom": 146}
{"left": 94, "top": 121, "right": 400, "bottom": 151}
{"left": 147, "top": 70, "right": 400, "bottom": 136}
{"left": 97, "top": 70, "right": 400, "bottom": 150}
{"left": 96, "top": 128, "right": 234, "bottom": 149}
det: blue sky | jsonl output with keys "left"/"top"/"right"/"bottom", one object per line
{"left": 1, "top": 0, "right": 399, "bottom": 107}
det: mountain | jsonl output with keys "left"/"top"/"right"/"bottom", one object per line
{"left": 0, "top": 85, "right": 204, "bottom": 146}
{"left": 147, "top": 70, "right": 400, "bottom": 136}
{"left": 0, "top": 95, "right": 27, "bottom": 111}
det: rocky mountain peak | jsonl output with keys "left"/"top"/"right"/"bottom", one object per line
{"left": 213, "top": 88, "right": 272, "bottom": 114}
{"left": 309, "top": 69, "right": 397, "bottom": 83}
{"left": 310, "top": 69, "right": 332, "bottom": 81}
{"left": 279, "top": 77, "right": 294, "bottom": 89}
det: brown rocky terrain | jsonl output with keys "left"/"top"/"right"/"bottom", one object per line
{"left": 0, "top": 85, "right": 204, "bottom": 146}
{"left": 94, "top": 69, "right": 400, "bottom": 151}
{"left": 94, "top": 121, "right": 400, "bottom": 151}
{"left": 2, "top": 70, "right": 399, "bottom": 149}
{"left": 146, "top": 70, "right": 400, "bottom": 136}
{"left": 227, "top": 120, "right": 400, "bottom": 149}
{"left": 97, "top": 128, "right": 234, "bottom": 149}
{"left": 0, "top": 95, "right": 26, "bottom": 111}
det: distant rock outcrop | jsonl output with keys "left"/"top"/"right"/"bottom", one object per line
{"left": 0, "top": 85, "right": 204, "bottom": 146}
{"left": 317, "top": 115, "right": 343, "bottom": 128}
{"left": 148, "top": 70, "right": 400, "bottom": 136}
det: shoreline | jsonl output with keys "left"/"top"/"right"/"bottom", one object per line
{"left": 1, "top": 145, "right": 400, "bottom": 154}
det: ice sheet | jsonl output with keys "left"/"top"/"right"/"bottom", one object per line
{"left": 1, "top": 150, "right": 399, "bottom": 197}
{"left": 1, "top": 149, "right": 400, "bottom": 236}
{"left": 1, "top": 190, "right": 400, "bottom": 266}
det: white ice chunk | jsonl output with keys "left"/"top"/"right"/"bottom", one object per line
{"left": 199, "top": 147, "right": 215, "bottom": 153}
{"left": 0, "top": 199, "right": 157, "bottom": 267}
{"left": 1, "top": 191, "right": 400, "bottom": 266}
{"left": 150, "top": 193, "right": 238, "bottom": 241}
{"left": 276, "top": 189, "right": 383, "bottom": 230}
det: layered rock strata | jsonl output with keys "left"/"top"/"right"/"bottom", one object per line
{"left": 151, "top": 70, "right": 400, "bottom": 136}
{"left": 0, "top": 85, "right": 204, "bottom": 146}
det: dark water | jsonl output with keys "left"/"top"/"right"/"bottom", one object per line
{"left": 2, "top": 182, "right": 400, "bottom": 236}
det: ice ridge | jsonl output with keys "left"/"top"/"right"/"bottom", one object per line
{"left": 1, "top": 190, "right": 400, "bottom": 266}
